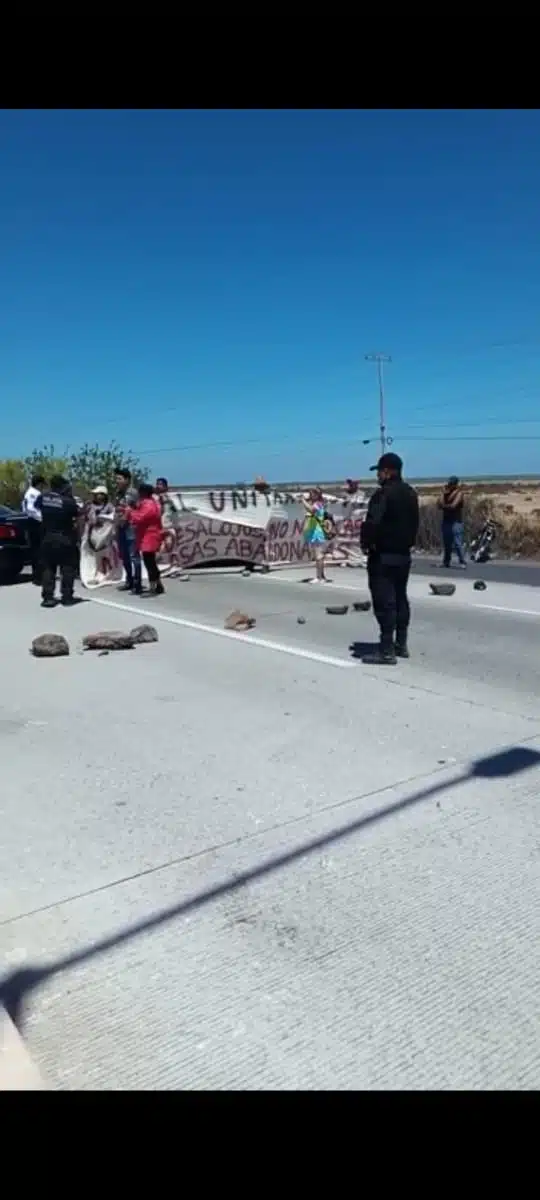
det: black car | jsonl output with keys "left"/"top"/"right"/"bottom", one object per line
{"left": 0, "top": 505, "right": 31, "bottom": 583}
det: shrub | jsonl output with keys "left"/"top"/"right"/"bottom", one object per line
{"left": 0, "top": 440, "right": 149, "bottom": 508}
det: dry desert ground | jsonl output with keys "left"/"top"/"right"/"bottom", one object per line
{"left": 416, "top": 479, "right": 540, "bottom": 520}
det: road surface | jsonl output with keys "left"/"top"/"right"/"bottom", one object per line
{"left": 410, "top": 554, "right": 540, "bottom": 588}
{"left": 1, "top": 571, "right": 539, "bottom": 1090}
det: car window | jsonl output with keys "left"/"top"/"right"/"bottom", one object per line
{"left": 0, "top": 505, "right": 15, "bottom": 516}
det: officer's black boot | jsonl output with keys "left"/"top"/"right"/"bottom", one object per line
{"left": 40, "top": 565, "right": 56, "bottom": 607}
{"left": 395, "top": 630, "right": 410, "bottom": 658}
{"left": 362, "top": 639, "right": 397, "bottom": 666}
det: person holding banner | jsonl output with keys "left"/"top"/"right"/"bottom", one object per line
{"left": 126, "top": 483, "right": 165, "bottom": 596}
{"left": 115, "top": 467, "right": 141, "bottom": 594}
{"left": 86, "top": 486, "right": 115, "bottom": 548}
{"left": 154, "top": 477, "right": 182, "bottom": 528}
{"left": 301, "top": 487, "right": 335, "bottom": 583}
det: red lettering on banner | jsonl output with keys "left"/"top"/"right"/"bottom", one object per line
{"left": 265, "top": 540, "right": 313, "bottom": 564}
{"left": 178, "top": 537, "right": 220, "bottom": 565}
{"left": 290, "top": 541, "right": 311, "bottom": 563}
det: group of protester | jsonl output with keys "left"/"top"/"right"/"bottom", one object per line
{"left": 22, "top": 468, "right": 175, "bottom": 607}
{"left": 21, "top": 460, "right": 467, "bottom": 658}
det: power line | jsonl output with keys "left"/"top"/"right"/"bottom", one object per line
{"left": 395, "top": 413, "right": 540, "bottom": 433}
{"left": 130, "top": 431, "right": 540, "bottom": 460}
{"left": 76, "top": 375, "right": 540, "bottom": 442}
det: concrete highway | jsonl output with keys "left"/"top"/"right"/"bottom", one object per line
{"left": 410, "top": 553, "right": 540, "bottom": 588}
{"left": 1, "top": 570, "right": 540, "bottom": 1089}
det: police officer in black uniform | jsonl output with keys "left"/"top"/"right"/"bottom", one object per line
{"left": 35, "top": 475, "right": 80, "bottom": 608}
{"left": 360, "top": 452, "right": 419, "bottom": 665}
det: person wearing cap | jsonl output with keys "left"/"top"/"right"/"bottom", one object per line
{"left": 359, "top": 452, "right": 419, "bottom": 664}
{"left": 34, "top": 475, "right": 80, "bottom": 607}
{"left": 438, "top": 475, "right": 466, "bottom": 569}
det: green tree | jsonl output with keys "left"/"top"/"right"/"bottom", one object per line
{"left": 0, "top": 441, "right": 149, "bottom": 507}
{"left": 0, "top": 448, "right": 70, "bottom": 507}
{"left": 0, "top": 459, "right": 26, "bottom": 508}
{"left": 68, "top": 440, "right": 149, "bottom": 498}
{"left": 24, "top": 445, "right": 70, "bottom": 482}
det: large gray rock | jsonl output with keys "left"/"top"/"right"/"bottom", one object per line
{"left": 31, "top": 633, "right": 70, "bottom": 658}
{"left": 429, "top": 582, "right": 456, "bottom": 596}
{"left": 83, "top": 630, "right": 135, "bottom": 651}
{"left": 130, "top": 624, "right": 159, "bottom": 644}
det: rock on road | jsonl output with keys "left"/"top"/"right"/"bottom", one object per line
{"left": 1, "top": 572, "right": 539, "bottom": 1090}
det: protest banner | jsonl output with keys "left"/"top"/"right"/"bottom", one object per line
{"left": 79, "top": 487, "right": 367, "bottom": 588}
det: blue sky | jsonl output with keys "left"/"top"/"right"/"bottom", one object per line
{"left": 1, "top": 108, "right": 539, "bottom": 482}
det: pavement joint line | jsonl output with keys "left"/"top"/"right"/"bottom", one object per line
{"left": 86, "top": 596, "right": 355, "bottom": 669}
{"left": 358, "top": 669, "right": 540, "bottom": 722}
{"left": 0, "top": 760, "right": 454, "bottom": 930}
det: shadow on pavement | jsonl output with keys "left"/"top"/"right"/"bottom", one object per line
{"left": 349, "top": 641, "right": 379, "bottom": 659}
{"left": 2, "top": 742, "right": 540, "bottom": 1039}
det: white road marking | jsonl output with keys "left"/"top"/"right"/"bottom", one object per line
{"left": 87, "top": 596, "right": 355, "bottom": 669}
{"left": 471, "top": 603, "right": 540, "bottom": 618}
{"left": 260, "top": 572, "right": 540, "bottom": 618}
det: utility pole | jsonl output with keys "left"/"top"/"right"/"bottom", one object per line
{"left": 365, "top": 353, "right": 392, "bottom": 456}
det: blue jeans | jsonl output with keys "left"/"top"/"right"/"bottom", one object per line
{"left": 442, "top": 520, "right": 466, "bottom": 567}
{"left": 117, "top": 525, "right": 141, "bottom": 589}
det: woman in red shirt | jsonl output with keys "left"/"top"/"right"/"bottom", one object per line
{"left": 126, "top": 483, "right": 165, "bottom": 595}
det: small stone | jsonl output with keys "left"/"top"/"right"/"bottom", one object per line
{"left": 429, "top": 582, "right": 456, "bottom": 597}
{"left": 130, "top": 624, "right": 159, "bottom": 644}
{"left": 353, "top": 600, "right": 371, "bottom": 612}
{"left": 83, "top": 630, "right": 135, "bottom": 651}
{"left": 241, "top": 569, "right": 252, "bottom": 577}
{"left": 224, "top": 609, "right": 256, "bottom": 631}
{"left": 326, "top": 605, "right": 349, "bottom": 616}
{"left": 297, "top": 616, "right": 306, "bottom": 624}
{"left": 31, "top": 633, "right": 70, "bottom": 658}
{"left": 473, "top": 580, "right": 487, "bottom": 591}
{"left": 98, "top": 649, "right": 110, "bottom": 657}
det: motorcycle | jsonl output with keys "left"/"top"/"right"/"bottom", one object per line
{"left": 469, "top": 519, "right": 498, "bottom": 563}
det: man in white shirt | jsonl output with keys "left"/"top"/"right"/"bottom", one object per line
{"left": 22, "top": 473, "right": 46, "bottom": 584}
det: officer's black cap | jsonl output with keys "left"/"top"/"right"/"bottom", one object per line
{"left": 369, "top": 452, "right": 403, "bottom": 473}
{"left": 50, "top": 474, "right": 68, "bottom": 491}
